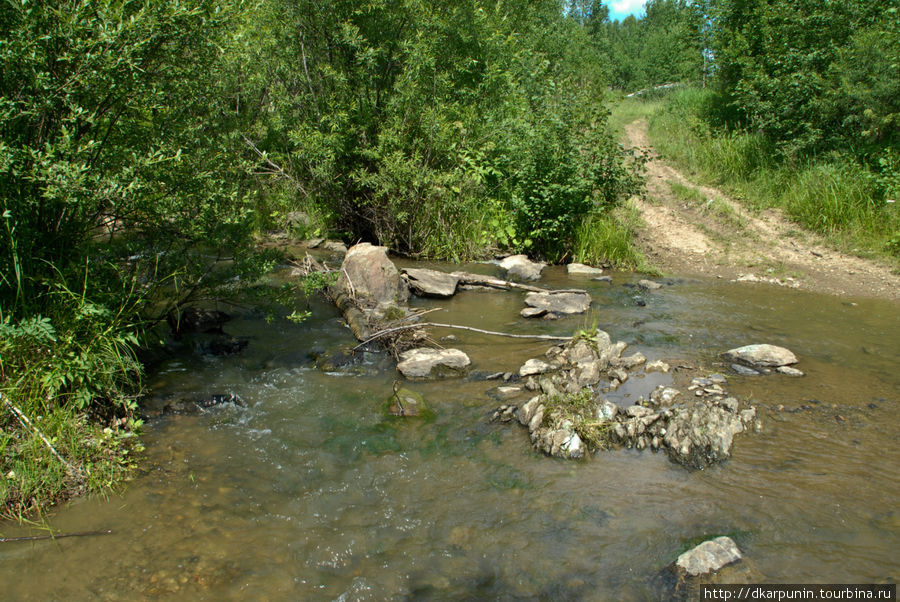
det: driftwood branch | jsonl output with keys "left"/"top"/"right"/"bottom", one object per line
{"left": 354, "top": 322, "right": 573, "bottom": 350}
{"left": 0, "top": 530, "right": 113, "bottom": 544}
{"left": 2, "top": 395, "right": 83, "bottom": 479}
{"left": 240, "top": 133, "right": 308, "bottom": 197}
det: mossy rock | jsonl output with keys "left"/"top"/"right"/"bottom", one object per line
{"left": 382, "top": 386, "right": 433, "bottom": 419}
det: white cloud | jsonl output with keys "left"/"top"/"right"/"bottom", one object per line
{"left": 608, "top": 0, "right": 646, "bottom": 19}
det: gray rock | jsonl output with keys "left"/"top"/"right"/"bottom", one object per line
{"left": 402, "top": 268, "right": 459, "bottom": 298}
{"left": 723, "top": 344, "right": 798, "bottom": 367}
{"left": 731, "top": 363, "right": 760, "bottom": 376}
{"left": 322, "top": 240, "right": 348, "bottom": 254}
{"left": 519, "top": 358, "right": 553, "bottom": 377}
{"left": 675, "top": 536, "right": 742, "bottom": 578}
{"left": 499, "top": 254, "right": 545, "bottom": 281}
{"left": 593, "top": 276, "right": 613, "bottom": 284}
{"left": 708, "top": 373, "right": 728, "bottom": 385}
{"left": 306, "top": 237, "right": 325, "bottom": 248}
{"left": 617, "top": 352, "right": 647, "bottom": 369}
{"left": 397, "top": 348, "right": 470, "bottom": 379}
{"left": 650, "top": 386, "right": 681, "bottom": 405}
{"left": 333, "top": 243, "right": 409, "bottom": 314}
{"left": 520, "top": 307, "right": 551, "bottom": 319}
{"left": 645, "top": 360, "right": 670, "bottom": 373}
{"left": 637, "top": 279, "right": 663, "bottom": 290}
{"left": 522, "top": 291, "right": 591, "bottom": 317}
{"left": 567, "top": 263, "right": 604, "bottom": 276}
{"left": 777, "top": 366, "right": 805, "bottom": 377}
{"left": 625, "top": 405, "right": 653, "bottom": 418}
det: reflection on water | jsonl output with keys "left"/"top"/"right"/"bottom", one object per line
{"left": 1, "top": 266, "right": 898, "bottom": 600}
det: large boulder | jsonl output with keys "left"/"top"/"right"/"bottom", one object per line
{"left": 402, "top": 268, "right": 459, "bottom": 298}
{"left": 397, "top": 348, "right": 471, "bottom": 379}
{"left": 499, "top": 254, "right": 545, "bottom": 281}
{"left": 675, "top": 536, "right": 743, "bottom": 578}
{"left": 521, "top": 291, "right": 591, "bottom": 318}
{"left": 723, "top": 344, "right": 797, "bottom": 367}
{"left": 333, "top": 243, "right": 409, "bottom": 318}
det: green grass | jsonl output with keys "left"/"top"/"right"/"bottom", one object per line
{"left": 572, "top": 202, "right": 656, "bottom": 273}
{"left": 644, "top": 87, "right": 900, "bottom": 263}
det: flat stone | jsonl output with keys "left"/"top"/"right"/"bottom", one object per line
{"left": 402, "top": 268, "right": 459, "bottom": 298}
{"left": 637, "top": 279, "right": 663, "bottom": 290}
{"left": 731, "top": 363, "right": 760, "bottom": 376}
{"left": 397, "top": 348, "right": 470, "bottom": 379}
{"left": 499, "top": 254, "right": 545, "bottom": 281}
{"left": 723, "top": 344, "right": 798, "bottom": 367}
{"left": 522, "top": 291, "right": 591, "bottom": 316}
{"left": 777, "top": 366, "right": 805, "bottom": 377}
{"left": 519, "top": 358, "right": 553, "bottom": 377}
{"left": 675, "top": 536, "right": 742, "bottom": 577}
{"left": 593, "top": 276, "right": 613, "bottom": 283}
{"left": 566, "top": 263, "right": 604, "bottom": 276}
{"left": 520, "top": 307, "right": 549, "bottom": 319}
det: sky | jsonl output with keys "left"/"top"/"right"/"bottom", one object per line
{"left": 607, "top": 0, "right": 647, "bottom": 21}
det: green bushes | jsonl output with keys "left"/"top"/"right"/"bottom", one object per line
{"left": 239, "top": 0, "right": 639, "bottom": 261}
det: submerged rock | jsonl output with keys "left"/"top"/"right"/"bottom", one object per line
{"left": 402, "top": 268, "right": 459, "bottom": 298}
{"left": 168, "top": 307, "right": 230, "bottom": 335}
{"left": 521, "top": 291, "right": 591, "bottom": 318}
{"left": 162, "top": 393, "right": 247, "bottom": 416}
{"left": 675, "top": 536, "right": 743, "bottom": 578}
{"left": 637, "top": 279, "right": 663, "bottom": 290}
{"left": 385, "top": 386, "right": 428, "bottom": 417}
{"left": 723, "top": 344, "right": 797, "bottom": 368}
{"left": 566, "top": 263, "right": 604, "bottom": 276}
{"left": 499, "top": 254, "right": 545, "bottom": 281}
{"left": 397, "top": 348, "right": 470, "bottom": 379}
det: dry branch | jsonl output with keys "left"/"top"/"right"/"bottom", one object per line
{"left": 354, "top": 322, "right": 573, "bottom": 350}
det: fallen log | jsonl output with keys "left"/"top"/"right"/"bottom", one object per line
{"left": 451, "top": 271, "right": 587, "bottom": 295}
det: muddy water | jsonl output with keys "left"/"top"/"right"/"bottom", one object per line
{"left": 1, "top": 265, "right": 897, "bottom": 600}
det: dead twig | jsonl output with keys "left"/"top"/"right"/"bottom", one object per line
{"left": 0, "top": 530, "right": 113, "bottom": 544}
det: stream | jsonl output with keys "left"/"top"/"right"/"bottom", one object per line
{"left": 1, "top": 262, "right": 897, "bottom": 600}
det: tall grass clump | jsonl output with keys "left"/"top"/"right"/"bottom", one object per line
{"left": 645, "top": 87, "right": 900, "bottom": 261}
{"left": 572, "top": 205, "right": 653, "bottom": 271}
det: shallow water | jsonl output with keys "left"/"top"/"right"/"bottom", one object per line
{"left": 1, "top": 265, "right": 898, "bottom": 600}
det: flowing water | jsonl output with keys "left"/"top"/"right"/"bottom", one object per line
{"left": 1, "top": 264, "right": 898, "bottom": 600}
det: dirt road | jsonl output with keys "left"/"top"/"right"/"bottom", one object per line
{"left": 624, "top": 119, "right": 899, "bottom": 301}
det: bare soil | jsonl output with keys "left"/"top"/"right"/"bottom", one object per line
{"left": 624, "top": 119, "right": 900, "bottom": 301}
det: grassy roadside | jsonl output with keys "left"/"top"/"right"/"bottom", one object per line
{"left": 632, "top": 88, "right": 899, "bottom": 266}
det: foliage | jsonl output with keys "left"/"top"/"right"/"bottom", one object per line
{"left": 707, "top": 0, "right": 900, "bottom": 163}
{"left": 236, "top": 0, "right": 639, "bottom": 261}
{"left": 588, "top": 0, "right": 708, "bottom": 92}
